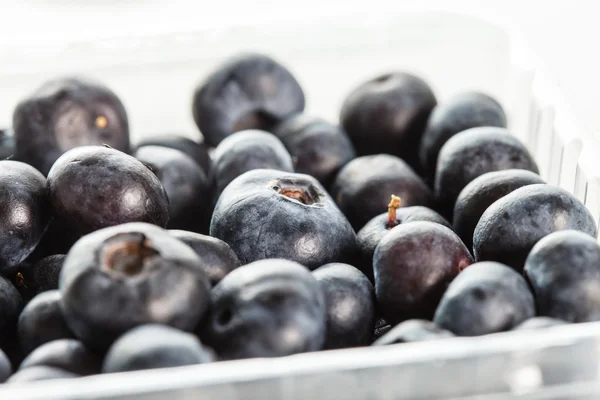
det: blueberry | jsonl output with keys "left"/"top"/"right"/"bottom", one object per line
{"left": 47, "top": 146, "right": 169, "bottom": 237}
{"left": 434, "top": 127, "right": 539, "bottom": 219}
{"left": 13, "top": 77, "right": 129, "bottom": 175}
{"left": 524, "top": 230, "right": 600, "bottom": 322}
{"left": 211, "top": 130, "right": 293, "bottom": 199}
{"left": 103, "top": 324, "right": 214, "bottom": 373}
{"left": 473, "top": 184, "right": 597, "bottom": 272}
{"left": 7, "top": 366, "right": 79, "bottom": 383}
{"left": 0, "top": 275, "right": 23, "bottom": 343}
{"left": 200, "top": 259, "right": 326, "bottom": 360}
{"left": 15, "top": 255, "right": 65, "bottom": 303}
{"left": 17, "top": 290, "right": 73, "bottom": 355}
{"left": 331, "top": 154, "right": 432, "bottom": 230}
{"left": 0, "top": 161, "right": 50, "bottom": 276}
{"left": 168, "top": 230, "right": 241, "bottom": 286}
{"left": 433, "top": 261, "right": 535, "bottom": 336}
{"left": 419, "top": 91, "right": 507, "bottom": 182}
{"left": 19, "top": 339, "right": 101, "bottom": 376}
{"left": 453, "top": 169, "right": 545, "bottom": 251}
{"left": 0, "top": 128, "right": 15, "bottom": 161}
{"left": 59, "top": 222, "right": 211, "bottom": 351}
{"left": 134, "top": 146, "right": 210, "bottom": 233}
{"left": 374, "top": 221, "right": 473, "bottom": 325}
{"left": 273, "top": 114, "right": 356, "bottom": 188}
{"left": 192, "top": 53, "right": 305, "bottom": 147}
{"left": 512, "top": 317, "right": 568, "bottom": 331}
{"left": 372, "top": 319, "right": 454, "bottom": 346}
{"left": 211, "top": 169, "right": 356, "bottom": 270}
{"left": 339, "top": 72, "right": 436, "bottom": 171}
{"left": 134, "top": 133, "right": 212, "bottom": 177}
{"left": 357, "top": 195, "right": 450, "bottom": 281}
{"left": 0, "top": 349, "right": 10, "bottom": 383}
{"left": 312, "top": 263, "right": 375, "bottom": 349}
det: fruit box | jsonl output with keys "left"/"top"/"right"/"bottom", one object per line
{"left": 2, "top": 9, "right": 600, "bottom": 400}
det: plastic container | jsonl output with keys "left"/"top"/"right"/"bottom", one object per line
{"left": 1, "top": 9, "right": 600, "bottom": 399}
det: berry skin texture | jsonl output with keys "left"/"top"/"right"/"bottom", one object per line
{"left": 13, "top": 77, "right": 130, "bottom": 176}
{"left": 357, "top": 205, "right": 450, "bottom": 281}
{"left": 7, "top": 366, "right": 79, "bottom": 384}
{"left": 200, "top": 259, "right": 326, "bottom": 360}
{"left": 0, "top": 275, "right": 23, "bottom": 343}
{"left": 168, "top": 230, "right": 241, "bottom": 286}
{"left": 47, "top": 146, "right": 170, "bottom": 237}
{"left": 331, "top": 154, "right": 432, "bottom": 231}
{"left": 192, "top": 53, "right": 305, "bottom": 147}
{"left": 0, "top": 349, "right": 10, "bottom": 383}
{"left": 0, "top": 161, "right": 51, "bottom": 276}
{"left": 524, "top": 230, "right": 600, "bottom": 323}
{"left": 103, "top": 324, "right": 214, "bottom": 373}
{"left": 374, "top": 221, "right": 473, "bottom": 325}
{"left": 211, "top": 129, "right": 294, "bottom": 199}
{"left": 134, "top": 145, "right": 210, "bottom": 233}
{"left": 211, "top": 169, "right": 357, "bottom": 270}
{"left": 453, "top": 169, "right": 545, "bottom": 251}
{"left": 339, "top": 72, "right": 436, "bottom": 172}
{"left": 273, "top": 114, "right": 356, "bottom": 189}
{"left": 434, "top": 261, "right": 535, "bottom": 336}
{"left": 473, "top": 184, "right": 597, "bottom": 272}
{"left": 59, "top": 222, "right": 211, "bottom": 351}
{"left": 17, "top": 290, "right": 74, "bottom": 355}
{"left": 434, "top": 127, "right": 539, "bottom": 219}
{"left": 372, "top": 319, "right": 454, "bottom": 346}
{"left": 312, "top": 263, "right": 375, "bottom": 349}
{"left": 419, "top": 91, "right": 507, "bottom": 182}
{"left": 19, "top": 339, "right": 102, "bottom": 376}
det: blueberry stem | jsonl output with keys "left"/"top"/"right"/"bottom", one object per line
{"left": 386, "top": 194, "right": 401, "bottom": 229}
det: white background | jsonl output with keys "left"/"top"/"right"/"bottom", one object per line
{"left": 0, "top": 0, "right": 597, "bottom": 133}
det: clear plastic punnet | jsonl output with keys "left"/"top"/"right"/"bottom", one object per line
{"left": 1, "top": 10, "right": 600, "bottom": 400}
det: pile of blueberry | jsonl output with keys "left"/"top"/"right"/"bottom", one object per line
{"left": 0, "top": 52, "right": 597, "bottom": 386}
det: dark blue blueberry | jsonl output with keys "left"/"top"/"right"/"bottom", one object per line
{"left": 103, "top": 324, "right": 214, "bottom": 373}
{"left": 60, "top": 222, "right": 211, "bottom": 351}
{"left": 524, "top": 230, "right": 600, "bottom": 322}
{"left": 134, "top": 133, "right": 212, "bottom": 177}
{"left": 0, "top": 349, "right": 10, "bottom": 383}
{"left": 273, "top": 114, "right": 356, "bottom": 188}
{"left": 19, "top": 339, "right": 101, "bottom": 376}
{"left": 211, "top": 169, "right": 357, "bottom": 270}
{"left": 47, "top": 146, "right": 169, "bottom": 237}
{"left": 312, "top": 263, "right": 375, "bottom": 349}
{"left": 7, "top": 366, "right": 79, "bottom": 383}
{"left": 419, "top": 91, "right": 507, "bottom": 182}
{"left": 433, "top": 261, "right": 535, "bottom": 336}
{"left": 0, "top": 161, "right": 50, "bottom": 276}
{"left": 0, "top": 275, "right": 22, "bottom": 343}
{"left": 211, "top": 130, "right": 293, "bottom": 199}
{"left": 434, "top": 127, "right": 539, "bottom": 219}
{"left": 134, "top": 146, "right": 210, "bottom": 233}
{"left": 513, "top": 317, "right": 568, "bottom": 331}
{"left": 17, "top": 290, "right": 73, "bottom": 355}
{"left": 13, "top": 77, "right": 129, "bottom": 175}
{"left": 357, "top": 196, "right": 450, "bottom": 281}
{"left": 372, "top": 319, "right": 454, "bottom": 346}
{"left": 168, "top": 230, "right": 241, "bottom": 286}
{"left": 192, "top": 53, "right": 305, "bottom": 147}
{"left": 474, "top": 184, "right": 597, "bottom": 272}
{"left": 331, "top": 154, "right": 432, "bottom": 231}
{"left": 453, "top": 169, "right": 545, "bottom": 251}
{"left": 374, "top": 221, "right": 473, "bottom": 325}
{"left": 339, "top": 72, "right": 436, "bottom": 172}
{"left": 0, "top": 128, "right": 15, "bottom": 161}
{"left": 200, "top": 259, "right": 326, "bottom": 360}
{"left": 15, "top": 255, "right": 65, "bottom": 303}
